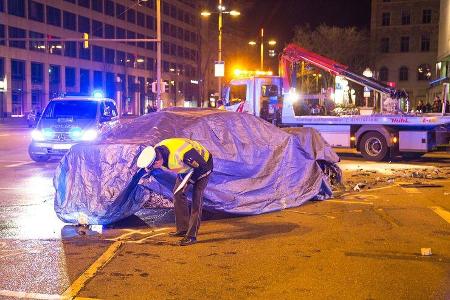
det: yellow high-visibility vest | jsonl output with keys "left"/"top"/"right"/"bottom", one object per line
{"left": 156, "top": 138, "right": 210, "bottom": 174}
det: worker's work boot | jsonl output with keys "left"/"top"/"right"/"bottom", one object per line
{"left": 179, "top": 236, "right": 197, "bottom": 246}
{"left": 169, "top": 230, "right": 187, "bottom": 237}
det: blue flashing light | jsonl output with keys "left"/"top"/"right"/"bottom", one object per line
{"left": 92, "top": 90, "right": 104, "bottom": 98}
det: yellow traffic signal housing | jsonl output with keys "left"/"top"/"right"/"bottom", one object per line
{"left": 83, "top": 33, "right": 89, "bottom": 48}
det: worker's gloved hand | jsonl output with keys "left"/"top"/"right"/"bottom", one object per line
{"left": 141, "top": 166, "right": 154, "bottom": 179}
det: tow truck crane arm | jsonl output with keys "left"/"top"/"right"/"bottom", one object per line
{"left": 280, "top": 43, "right": 400, "bottom": 96}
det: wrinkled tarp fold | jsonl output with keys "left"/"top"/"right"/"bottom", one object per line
{"left": 54, "top": 108, "right": 340, "bottom": 225}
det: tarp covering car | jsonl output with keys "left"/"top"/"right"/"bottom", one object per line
{"left": 54, "top": 108, "right": 341, "bottom": 225}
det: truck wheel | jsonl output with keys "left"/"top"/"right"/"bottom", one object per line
{"left": 360, "top": 132, "right": 389, "bottom": 161}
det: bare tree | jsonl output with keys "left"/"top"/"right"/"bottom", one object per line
{"left": 293, "top": 25, "right": 372, "bottom": 73}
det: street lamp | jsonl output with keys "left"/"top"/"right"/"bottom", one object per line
{"left": 248, "top": 29, "right": 276, "bottom": 70}
{"left": 201, "top": 1, "right": 240, "bottom": 100}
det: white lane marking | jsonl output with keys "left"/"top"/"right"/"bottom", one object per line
{"left": 62, "top": 241, "right": 123, "bottom": 299}
{"left": 429, "top": 206, "right": 450, "bottom": 224}
{"left": 0, "top": 134, "right": 10, "bottom": 137}
{"left": 5, "top": 161, "right": 34, "bottom": 168}
{"left": 0, "top": 290, "right": 100, "bottom": 299}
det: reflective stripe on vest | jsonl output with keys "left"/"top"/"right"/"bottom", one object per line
{"left": 156, "top": 138, "right": 209, "bottom": 174}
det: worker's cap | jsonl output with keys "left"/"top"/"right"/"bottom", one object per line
{"left": 137, "top": 146, "right": 156, "bottom": 168}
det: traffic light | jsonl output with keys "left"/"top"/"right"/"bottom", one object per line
{"left": 83, "top": 33, "right": 89, "bottom": 48}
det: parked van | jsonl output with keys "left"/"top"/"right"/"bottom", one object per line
{"left": 28, "top": 96, "right": 118, "bottom": 162}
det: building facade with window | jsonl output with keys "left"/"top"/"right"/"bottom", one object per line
{"left": 370, "top": 0, "right": 440, "bottom": 105}
{"left": 435, "top": 0, "right": 449, "bottom": 89}
{"left": 0, "top": 0, "right": 200, "bottom": 118}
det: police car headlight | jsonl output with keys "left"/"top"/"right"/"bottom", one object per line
{"left": 81, "top": 129, "right": 98, "bottom": 141}
{"left": 31, "top": 129, "right": 45, "bottom": 141}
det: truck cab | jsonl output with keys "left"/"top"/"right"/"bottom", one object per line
{"left": 223, "top": 76, "right": 283, "bottom": 124}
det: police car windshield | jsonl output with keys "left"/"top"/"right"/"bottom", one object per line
{"left": 42, "top": 100, "right": 98, "bottom": 119}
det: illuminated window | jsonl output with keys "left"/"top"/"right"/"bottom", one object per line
{"left": 29, "top": 31, "right": 44, "bottom": 52}
{"left": 417, "top": 64, "right": 431, "bottom": 80}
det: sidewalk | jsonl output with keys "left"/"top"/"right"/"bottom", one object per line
{"left": 0, "top": 117, "right": 29, "bottom": 129}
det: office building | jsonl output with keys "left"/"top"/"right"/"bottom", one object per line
{"left": 0, "top": 0, "right": 200, "bottom": 118}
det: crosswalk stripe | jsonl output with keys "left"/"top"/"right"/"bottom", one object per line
{"left": 429, "top": 206, "right": 450, "bottom": 224}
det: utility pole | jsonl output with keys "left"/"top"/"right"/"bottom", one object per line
{"left": 260, "top": 28, "right": 264, "bottom": 70}
{"left": 217, "top": 0, "right": 223, "bottom": 99}
{"left": 156, "top": 0, "right": 162, "bottom": 109}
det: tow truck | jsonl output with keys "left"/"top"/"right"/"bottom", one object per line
{"left": 223, "top": 44, "right": 450, "bottom": 161}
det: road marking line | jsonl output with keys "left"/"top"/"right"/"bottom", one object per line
{"left": 130, "top": 232, "right": 167, "bottom": 244}
{"left": 401, "top": 187, "right": 421, "bottom": 194}
{"left": 0, "top": 289, "right": 100, "bottom": 300}
{"left": 0, "top": 134, "right": 10, "bottom": 137}
{"left": 429, "top": 206, "right": 450, "bottom": 224}
{"left": 62, "top": 241, "right": 123, "bottom": 299}
{"left": 105, "top": 227, "right": 169, "bottom": 242}
{"left": 5, "top": 161, "right": 34, "bottom": 168}
{"left": 327, "top": 199, "right": 373, "bottom": 205}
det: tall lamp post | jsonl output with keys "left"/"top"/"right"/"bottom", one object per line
{"left": 249, "top": 29, "right": 276, "bottom": 70}
{"left": 201, "top": 1, "right": 240, "bottom": 100}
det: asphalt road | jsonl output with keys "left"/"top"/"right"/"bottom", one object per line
{"left": 0, "top": 125, "right": 449, "bottom": 300}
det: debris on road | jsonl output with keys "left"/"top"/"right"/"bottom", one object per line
{"left": 421, "top": 248, "right": 432, "bottom": 256}
{"left": 337, "top": 164, "right": 450, "bottom": 194}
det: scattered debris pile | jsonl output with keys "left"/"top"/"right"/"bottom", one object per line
{"left": 336, "top": 165, "right": 450, "bottom": 193}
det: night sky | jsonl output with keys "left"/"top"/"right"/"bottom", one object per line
{"left": 229, "top": 0, "right": 372, "bottom": 46}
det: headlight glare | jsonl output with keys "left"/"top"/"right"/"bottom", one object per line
{"left": 31, "top": 129, "right": 44, "bottom": 141}
{"left": 81, "top": 129, "right": 98, "bottom": 141}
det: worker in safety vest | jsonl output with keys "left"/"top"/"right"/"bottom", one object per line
{"left": 137, "top": 138, "right": 213, "bottom": 246}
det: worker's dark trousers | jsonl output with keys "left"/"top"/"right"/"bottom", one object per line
{"left": 173, "top": 175, "right": 209, "bottom": 238}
